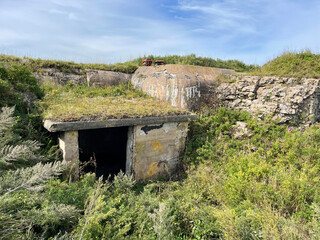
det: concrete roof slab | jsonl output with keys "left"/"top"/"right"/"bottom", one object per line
{"left": 44, "top": 114, "right": 197, "bottom": 132}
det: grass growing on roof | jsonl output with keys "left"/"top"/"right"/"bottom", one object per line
{"left": 40, "top": 82, "right": 189, "bottom": 122}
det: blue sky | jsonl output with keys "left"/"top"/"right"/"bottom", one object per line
{"left": 0, "top": 0, "right": 319, "bottom": 65}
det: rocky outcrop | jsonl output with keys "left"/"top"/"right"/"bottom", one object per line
{"left": 217, "top": 76, "right": 320, "bottom": 125}
{"left": 132, "top": 64, "right": 235, "bottom": 111}
{"left": 33, "top": 68, "right": 131, "bottom": 86}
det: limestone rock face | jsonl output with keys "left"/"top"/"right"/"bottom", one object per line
{"left": 132, "top": 65, "right": 235, "bottom": 111}
{"left": 217, "top": 76, "right": 320, "bottom": 125}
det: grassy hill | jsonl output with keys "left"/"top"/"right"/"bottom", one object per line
{"left": 252, "top": 50, "right": 320, "bottom": 78}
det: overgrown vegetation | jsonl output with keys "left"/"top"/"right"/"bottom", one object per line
{"left": 1, "top": 53, "right": 258, "bottom": 75}
{"left": 4, "top": 54, "right": 320, "bottom": 239}
{"left": 0, "top": 54, "right": 138, "bottom": 74}
{"left": 0, "top": 106, "right": 76, "bottom": 239}
{"left": 4, "top": 51, "right": 320, "bottom": 79}
{"left": 252, "top": 50, "right": 320, "bottom": 78}
{"left": 0, "top": 64, "right": 56, "bottom": 154}
{"left": 64, "top": 108, "right": 320, "bottom": 239}
{"left": 41, "top": 81, "right": 188, "bottom": 122}
{"left": 130, "top": 53, "right": 258, "bottom": 72}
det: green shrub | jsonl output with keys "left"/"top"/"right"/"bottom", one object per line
{"left": 45, "top": 173, "right": 96, "bottom": 209}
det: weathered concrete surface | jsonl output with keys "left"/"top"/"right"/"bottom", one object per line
{"left": 86, "top": 70, "right": 131, "bottom": 86}
{"left": 33, "top": 68, "right": 131, "bottom": 86}
{"left": 55, "top": 121, "right": 190, "bottom": 181}
{"left": 126, "top": 127, "right": 134, "bottom": 176}
{"left": 59, "top": 131, "right": 79, "bottom": 163}
{"left": 132, "top": 122, "right": 188, "bottom": 181}
{"left": 217, "top": 76, "right": 320, "bottom": 125}
{"left": 44, "top": 114, "right": 197, "bottom": 132}
{"left": 33, "top": 68, "right": 86, "bottom": 85}
{"left": 48, "top": 116, "right": 193, "bottom": 181}
{"left": 132, "top": 64, "right": 235, "bottom": 111}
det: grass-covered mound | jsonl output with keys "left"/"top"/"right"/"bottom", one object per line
{"left": 0, "top": 54, "right": 138, "bottom": 74}
{"left": 253, "top": 50, "right": 320, "bottom": 78}
{"left": 130, "top": 53, "right": 258, "bottom": 72}
{"left": 41, "top": 82, "right": 189, "bottom": 122}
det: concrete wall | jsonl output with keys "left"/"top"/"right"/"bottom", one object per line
{"left": 132, "top": 64, "right": 235, "bottom": 111}
{"left": 131, "top": 122, "right": 189, "bottom": 181}
{"left": 87, "top": 70, "right": 131, "bottom": 86}
{"left": 57, "top": 122, "right": 189, "bottom": 181}
{"left": 59, "top": 131, "right": 79, "bottom": 163}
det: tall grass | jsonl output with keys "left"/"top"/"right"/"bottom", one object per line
{"left": 252, "top": 50, "right": 320, "bottom": 78}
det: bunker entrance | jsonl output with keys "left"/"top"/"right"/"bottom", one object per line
{"left": 78, "top": 127, "right": 128, "bottom": 180}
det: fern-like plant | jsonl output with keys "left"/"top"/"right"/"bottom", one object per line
{"left": 0, "top": 106, "right": 74, "bottom": 239}
{"left": 0, "top": 107, "right": 46, "bottom": 171}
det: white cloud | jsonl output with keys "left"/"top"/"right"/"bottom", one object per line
{"left": 50, "top": 0, "right": 83, "bottom": 9}
{"left": 48, "top": 8, "right": 80, "bottom": 21}
{"left": 0, "top": 0, "right": 320, "bottom": 65}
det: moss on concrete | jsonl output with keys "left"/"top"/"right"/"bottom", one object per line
{"left": 40, "top": 82, "right": 189, "bottom": 122}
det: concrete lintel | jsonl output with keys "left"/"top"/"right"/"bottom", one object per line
{"left": 44, "top": 114, "right": 197, "bottom": 132}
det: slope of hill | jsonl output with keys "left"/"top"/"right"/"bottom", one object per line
{"left": 253, "top": 50, "right": 320, "bottom": 78}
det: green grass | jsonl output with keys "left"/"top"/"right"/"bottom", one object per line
{"left": 40, "top": 82, "right": 189, "bottom": 122}
{"left": 251, "top": 50, "right": 320, "bottom": 78}
{"left": 0, "top": 54, "right": 138, "bottom": 74}
{"left": 5, "top": 51, "right": 320, "bottom": 79}
{"left": 60, "top": 108, "right": 320, "bottom": 239}
{"left": 0, "top": 53, "right": 258, "bottom": 74}
{"left": 129, "top": 53, "right": 258, "bottom": 72}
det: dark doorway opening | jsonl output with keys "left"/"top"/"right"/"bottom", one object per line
{"left": 78, "top": 127, "right": 128, "bottom": 180}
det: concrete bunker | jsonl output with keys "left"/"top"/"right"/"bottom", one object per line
{"left": 44, "top": 115, "right": 196, "bottom": 181}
